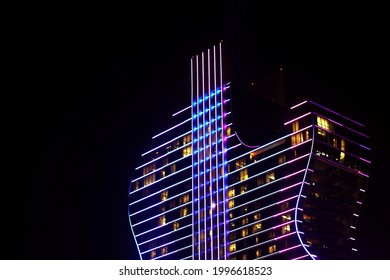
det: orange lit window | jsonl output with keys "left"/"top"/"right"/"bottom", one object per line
{"left": 229, "top": 243, "right": 236, "bottom": 252}
{"left": 161, "top": 190, "right": 168, "bottom": 201}
{"left": 268, "top": 244, "right": 276, "bottom": 253}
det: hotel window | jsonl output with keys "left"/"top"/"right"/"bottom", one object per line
{"left": 133, "top": 181, "right": 139, "bottom": 191}
{"left": 161, "top": 190, "right": 168, "bottom": 201}
{"left": 158, "top": 215, "right": 166, "bottom": 225}
{"left": 173, "top": 221, "right": 180, "bottom": 231}
{"left": 241, "top": 228, "right": 249, "bottom": 237}
{"left": 256, "top": 249, "right": 262, "bottom": 258}
{"left": 161, "top": 246, "right": 168, "bottom": 255}
{"left": 282, "top": 224, "right": 291, "bottom": 235}
{"left": 163, "top": 157, "right": 169, "bottom": 166}
{"left": 181, "top": 194, "right": 190, "bottom": 204}
{"left": 257, "top": 177, "right": 264, "bottom": 186}
{"left": 235, "top": 158, "right": 246, "bottom": 169}
{"left": 242, "top": 217, "right": 249, "bottom": 226}
{"left": 265, "top": 171, "right": 275, "bottom": 183}
{"left": 242, "top": 253, "right": 247, "bottom": 260}
{"left": 240, "top": 169, "right": 248, "bottom": 181}
{"left": 228, "top": 188, "right": 235, "bottom": 198}
{"left": 291, "top": 121, "right": 303, "bottom": 145}
{"left": 228, "top": 199, "right": 235, "bottom": 209}
{"left": 150, "top": 250, "right": 156, "bottom": 258}
{"left": 143, "top": 163, "right": 156, "bottom": 186}
{"left": 240, "top": 185, "right": 247, "bottom": 194}
{"left": 173, "top": 140, "right": 180, "bottom": 149}
{"left": 254, "top": 213, "right": 260, "bottom": 221}
{"left": 183, "top": 145, "right": 192, "bottom": 157}
{"left": 227, "top": 126, "right": 232, "bottom": 136}
{"left": 268, "top": 244, "right": 277, "bottom": 254}
{"left": 171, "top": 163, "right": 176, "bottom": 173}
{"left": 160, "top": 169, "right": 166, "bottom": 177}
{"left": 180, "top": 207, "right": 188, "bottom": 217}
{"left": 340, "top": 138, "right": 345, "bottom": 164}
{"left": 183, "top": 134, "right": 191, "bottom": 145}
{"left": 282, "top": 214, "right": 291, "bottom": 222}
{"left": 229, "top": 243, "right": 236, "bottom": 253}
{"left": 253, "top": 223, "right": 262, "bottom": 233}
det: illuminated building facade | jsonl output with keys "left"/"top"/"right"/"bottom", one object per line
{"left": 128, "top": 41, "right": 371, "bottom": 260}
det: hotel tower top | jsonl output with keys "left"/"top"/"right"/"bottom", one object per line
{"left": 128, "top": 41, "right": 371, "bottom": 260}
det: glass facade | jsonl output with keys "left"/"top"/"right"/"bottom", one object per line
{"left": 128, "top": 42, "right": 371, "bottom": 260}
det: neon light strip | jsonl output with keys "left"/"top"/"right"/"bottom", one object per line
{"left": 152, "top": 245, "right": 192, "bottom": 260}
{"left": 230, "top": 231, "right": 297, "bottom": 256}
{"left": 132, "top": 151, "right": 191, "bottom": 182}
{"left": 152, "top": 118, "right": 191, "bottom": 139}
{"left": 172, "top": 105, "right": 191, "bottom": 117}
{"left": 293, "top": 254, "right": 309, "bottom": 260}
{"left": 229, "top": 208, "right": 296, "bottom": 231}
{"left": 129, "top": 177, "right": 191, "bottom": 206}
{"left": 129, "top": 189, "right": 191, "bottom": 216}
{"left": 135, "top": 214, "right": 192, "bottom": 237}
{"left": 313, "top": 112, "right": 368, "bottom": 138}
{"left": 141, "top": 131, "right": 191, "bottom": 157}
{"left": 141, "top": 234, "right": 193, "bottom": 254}
{"left": 132, "top": 201, "right": 192, "bottom": 227}
{"left": 228, "top": 125, "right": 312, "bottom": 161}
{"left": 190, "top": 55, "right": 195, "bottom": 260}
{"left": 313, "top": 124, "right": 370, "bottom": 152}
{"left": 315, "top": 137, "right": 371, "bottom": 166}
{"left": 130, "top": 165, "right": 191, "bottom": 194}
{"left": 309, "top": 100, "right": 365, "bottom": 127}
{"left": 228, "top": 154, "right": 309, "bottom": 189}
{"left": 220, "top": 41, "right": 228, "bottom": 260}
{"left": 136, "top": 145, "right": 191, "bottom": 171}
{"left": 207, "top": 48, "right": 213, "bottom": 260}
{"left": 202, "top": 51, "right": 207, "bottom": 259}
{"left": 228, "top": 182, "right": 302, "bottom": 214}
{"left": 138, "top": 223, "right": 192, "bottom": 246}
{"left": 284, "top": 112, "right": 312, "bottom": 125}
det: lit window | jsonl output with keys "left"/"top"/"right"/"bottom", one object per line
{"left": 240, "top": 185, "right": 247, "bottom": 194}
{"left": 183, "top": 146, "right": 192, "bottom": 157}
{"left": 227, "top": 126, "right": 232, "bottom": 136}
{"left": 173, "top": 221, "right": 179, "bottom": 231}
{"left": 268, "top": 244, "right": 277, "bottom": 253}
{"left": 291, "top": 121, "right": 303, "bottom": 145}
{"left": 266, "top": 171, "right": 275, "bottom": 183}
{"left": 171, "top": 164, "right": 176, "bottom": 173}
{"left": 257, "top": 177, "right": 264, "bottom": 186}
{"left": 183, "top": 134, "right": 191, "bottom": 145}
{"left": 242, "top": 253, "right": 247, "bottom": 260}
{"left": 256, "top": 249, "right": 262, "bottom": 257}
{"left": 150, "top": 250, "right": 156, "bottom": 258}
{"left": 180, "top": 207, "right": 188, "bottom": 217}
{"left": 235, "top": 158, "right": 246, "bottom": 169}
{"left": 241, "top": 228, "right": 248, "bottom": 237}
{"left": 253, "top": 223, "right": 262, "bottom": 233}
{"left": 161, "top": 190, "right": 168, "bottom": 201}
{"left": 228, "top": 189, "right": 235, "bottom": 198}
{"left": 240, "top": 169, "right": 248, "bottom": 181}
{"left": 278, "top": 154, "right": 286, "bottom": 164}
{"left": 228, "top": 200, "right": 235, "bottom": 209}
{"left": 182, "top": 194, "right": 190, "bottom": 203}
{"left": 159, "top": 215, "right": 166, "bottom": 225}
{"left": 229, "top": 243, "right": 236, "bottom": 252}
{"left": 282, "top": 224, "right": 291, "bottom": 235}
{"left": 254, "top": 213, "right": 260, "bottom": 221}
{"left": 242, "top": 217, "right": 248, "bottom": 225}
{"left": 161, "top": 246, "right": 168, "bottom": 255}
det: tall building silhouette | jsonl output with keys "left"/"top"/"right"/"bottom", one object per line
{"left": 128, "top": 41, "right": 371, "bottom": 260}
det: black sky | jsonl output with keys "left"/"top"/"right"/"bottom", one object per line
{"left": 7, "top": 3, "right": 389, "bottom": 260}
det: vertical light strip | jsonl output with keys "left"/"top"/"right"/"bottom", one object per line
{"left": 213, "top": 44, "right": 220, "bottom": 260}
{"left": 202, "top": 51, "right": 207, "bottom": 259}
{"left": 190, "top": 57, "right": 195, "bottom": 260}
{"left": 208, "top": 48, "right": 214, "bottom": 260}
{"left": 219, "top": 41, "right": 228, "bottom": 260}
{"left": 196, "top": 54, "right": 201, "bottom": 260}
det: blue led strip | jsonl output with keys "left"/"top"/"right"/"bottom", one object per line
{"left": 191, "top": 41, "right": 227, "bottom": 259}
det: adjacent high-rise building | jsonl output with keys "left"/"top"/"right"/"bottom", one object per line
{"left": 128, "top": 41, "right": 371, "bottom": 260}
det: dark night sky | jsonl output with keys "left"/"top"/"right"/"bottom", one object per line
{"left": 6, "top": 3, "right": 389, "bottom": 260}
